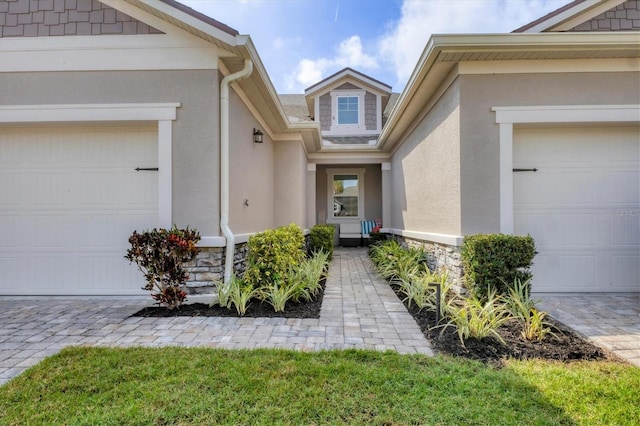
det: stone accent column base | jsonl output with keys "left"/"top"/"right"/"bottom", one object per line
{"left": 392, "top": 235, "right": 465, "bottom": 292}
{"left": 185, "top": 243, "right": 249, "bottom": 294}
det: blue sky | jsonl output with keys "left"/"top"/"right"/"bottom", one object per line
{"left": 178, "top": 0, "right": 569, "bottom": 93}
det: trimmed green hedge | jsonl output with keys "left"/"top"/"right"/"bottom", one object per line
{"left": 461, "top": 234, "right": 536, "bottom": 298}
{"left": 309, "top": 224, "right": 335, "bottom": 260}
{"left": 244, "top": 224, "right": 305, "bottom": 288}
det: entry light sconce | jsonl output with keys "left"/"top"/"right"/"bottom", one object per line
{"left": 253, "top": 128, "right": 264, "bottom": 143}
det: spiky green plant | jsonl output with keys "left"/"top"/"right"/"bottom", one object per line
{"left": 503, "top": 278, "right": 538, "bottom": 319}
{"left": 397, "top": 276, "right": 431, "bottom": 310}
{"left": 441, "top": 289, "right": 513, "bottom": 346}
{"left": 422, "top": 271, "right": 456, "bottom": 321}
{"left": 521, "top": 308, "right": 559, "bottom": 342}
{"left": 260, "top": 278, "right": 307, "bottom": 313}
{"left": 297, "top": 250, "right": 329, "bottom": 300}
{"left": 213, "top": 275, "right": 255, "bottom": 316}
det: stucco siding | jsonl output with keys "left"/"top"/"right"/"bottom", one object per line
{"left": 274, "top": 140, "right": 307, "bottom": 228}
{"left": 228, "top": 88, "right": 275, "bottom": 235}
{"left": 458, "top": 71, "right": 640, "bottom": 235}
{"left": 0, "top": 69, "right": 220, "bottom": 236}
{"left": 390, "top": 80, "right": 462, "bottom": 236}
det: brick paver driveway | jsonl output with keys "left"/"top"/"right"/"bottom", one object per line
{"left": 0, "top": 248, "right": 433, "bottom": 385}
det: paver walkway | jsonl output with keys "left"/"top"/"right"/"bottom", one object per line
{"left": 0, "top": 248, "right": 432, "bottom": 385}
{"left": 537, "top": 293, "right": 640, "bottom": 367}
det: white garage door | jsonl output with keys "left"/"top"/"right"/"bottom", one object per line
{"left": 514, "top": 126, "right": 639, "bottom": 293}
{"left": 0, "top": 125, "right": 159, "bottom": 295}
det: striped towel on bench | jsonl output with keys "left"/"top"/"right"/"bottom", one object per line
{"left": 361, "top": 220, "right": 377, "bottom": 238}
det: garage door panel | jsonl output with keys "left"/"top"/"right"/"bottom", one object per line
{"left": 0, "top": 125, "right": 158, "bottom": 295}
{"left": 595, "top": 171, "right": 638, "bottom": 203}
{"left": 613, "top": 255, "right": 640, "bottom": 289}
{"left": 514, "top": 126, "right": 639, "bottom": 293}
{"left": 533, "top": 253, "right": 596, "bottom": 290}
{"left": 609, "top": 215, "right": 640, "bottom": 246}
{"left": 516, "top": 212, "right": 596, "bottom": 246}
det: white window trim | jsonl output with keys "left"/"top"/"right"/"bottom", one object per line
{"left": 329, "top": 90, "right": 366, "bottom": 134}
{"left": 326, "top": 168, "right": 366, "bottom": 223}
{"left": 492, "top": 104, "right": 640, "bottom": 235}
{"left": 0, "top": 103, "right": 179, "bottom": 228}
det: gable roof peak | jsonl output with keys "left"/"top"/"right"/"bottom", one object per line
{"left": 513, "top": 0, "right": 629, "bottom": 33}
{"left": 304, "top": 67, "right": 392, "bottom": 96}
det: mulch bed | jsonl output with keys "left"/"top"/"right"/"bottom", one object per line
{"left": 400, "top": 289, "right": 613, "bottom": 366}
{"left": 132, "top": 279, "right": 325, "bottom": 319}
{"left": 132, "top": 272, "right": 617, "bottom": 365}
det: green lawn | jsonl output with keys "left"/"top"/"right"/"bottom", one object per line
{"left": 1, "top": 347, "right": 638, "bottom": 425}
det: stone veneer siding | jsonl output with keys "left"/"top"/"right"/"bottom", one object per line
{"left": 184, "top": 234, "right": 311, "bottom": 294}
{"left": 391, "top": 234, "right": 465, "bottom": 292}
{"left": 319, "top": 93, "right": 331, "bottom": 131}
{"left": 569, "top": 0, "right": 640, "bottom": 31}
{"left": 185, "top": 243, "right": 249, "bottom": 295}
{"left": 0, "top": 0, "right": 163, "bottom": 37}
{"left": 365, "top": 91, "right": 376, "bottom": 130}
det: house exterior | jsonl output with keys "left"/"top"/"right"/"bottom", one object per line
{"left": 0, "top": 0, "right": 638, "bottom": 296}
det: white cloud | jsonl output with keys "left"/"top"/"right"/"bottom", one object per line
{"left": 273, "top": 36, "right": 302, "bottom": 50}
{"left": 378, "top": 0, "right": 568, "bottom": 87}
{"left": 285, "top": 35, "right": 378, "bottom": 92}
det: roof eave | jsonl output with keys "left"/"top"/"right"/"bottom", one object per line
{"left": 377, "top": 32, "right": 640, "bottom": 151}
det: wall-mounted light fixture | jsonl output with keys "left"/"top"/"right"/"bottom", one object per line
{"left": 253, "top": 128, "right": 264, "bottom": 143}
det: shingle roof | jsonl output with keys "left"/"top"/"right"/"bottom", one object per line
{"left": 278, "top": 94, "right": 312, "bottom": 122}
{"left": 158, "top": 0, "right": 239, "bottom": 36}
{"left": 278, "top": 92, "right": 402, "bottom": 128}
{"left": 512, "top": 0, "right": 586, "bottom": 32}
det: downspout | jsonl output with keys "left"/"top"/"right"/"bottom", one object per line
{"left": 220, "top": 59, "right": 253, "bottom": 283}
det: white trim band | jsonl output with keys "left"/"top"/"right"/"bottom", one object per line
{"left": 382, "top": 228, "right": 464, "bottom": 247}
{"left": 493, "top": 104, "right": 640, "bottom": 234}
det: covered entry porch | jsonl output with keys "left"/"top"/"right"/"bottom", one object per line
{"left": 306, "top": 160, "right": 391, "bottom": 247}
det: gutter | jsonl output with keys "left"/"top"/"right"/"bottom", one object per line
{"left": 220, "top": 59, "right": 253, "bottom": 283}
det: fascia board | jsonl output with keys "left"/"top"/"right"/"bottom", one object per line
{"left": 305, "top": 70, "right": 392, "bottom": 96}
{"left": 377, "top": 36, "right": 439, "bottom": 150}
{"left": 378, "top": 32, "right": 640, "bottom": 150}
{"left": 233, "top": 37, "right": 323, "bottom": 145}
{"left": 126, "top": 0, "right": 238, "bottom": 47}
{"left": 522, "top": 0, "right": 625, "bottom": 33}
{"left": 428, "top": 32, "right": 640, "bottom": 50}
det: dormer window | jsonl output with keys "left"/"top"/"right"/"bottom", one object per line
{"left": 330, "top": 90, "right": 365, "bottom": 134}
{"left": 337, "top": 96, "right": 359, "bottom": 125}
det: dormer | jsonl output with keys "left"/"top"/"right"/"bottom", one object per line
{"left": 304, "top": 68, "right": 392, "bottom": 140}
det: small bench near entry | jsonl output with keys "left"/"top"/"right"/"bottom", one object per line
{"left": 339, "top": 220, "right": 378, "bottom": 247}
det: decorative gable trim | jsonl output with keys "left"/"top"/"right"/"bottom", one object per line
{"left": 304, "top": 67, "right": 391, "bottom": 97}
{"left": 568, "top": 0, "right": 640, "bottom": 31}
{"left": 0, "top": 0, "right": 163, "bottom": 38}
{"left": 513, "top": 0, "right": 628, "bottom": 33}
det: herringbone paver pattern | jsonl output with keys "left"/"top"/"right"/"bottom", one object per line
{"left": 0, "top": 248, "right": 432, "bottom": 385}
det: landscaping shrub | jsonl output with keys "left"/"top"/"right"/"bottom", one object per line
{"left": 461, "top": 234, "right": 536, "bottom": 298}
{"left": 244, "top": 224, "right": 305, "bottom": 288}
{"left": 213, "top": 226, "right": 328, "bottom": 314}
{"left": 214, "top": 274, "right": 255, "bottom": 316}
{"left": 441, "top": 290, "right": 512, "bottom": 345}
{"left": 369, "top": 231, "right": 388, "bottom": 246}
{"left": 125, "top": 226, "right": 200, "bottom": 310}
{"left": 309, "top": 224, "right": 335, "bottom": 259}
{"left": 370, "top": 240, "right": 428, "bottom": 282}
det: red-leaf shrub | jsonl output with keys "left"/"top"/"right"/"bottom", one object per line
{"left": 125, "top": 226, "right": 200, "bottom": 309}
